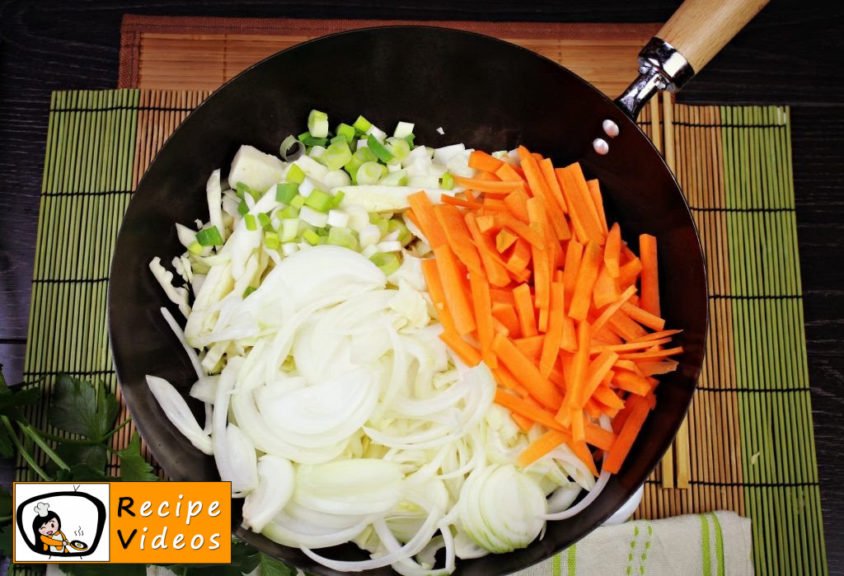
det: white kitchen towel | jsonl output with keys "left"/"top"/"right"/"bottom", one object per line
{"left": 515, "top": 511, "right": 753, "bottom": 576}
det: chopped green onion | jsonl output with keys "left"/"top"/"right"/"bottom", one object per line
{"left": 369, "top": 213, "right": 390, "bottom": 237}
{"left": 380, "top": 169, "right": 408, "bottom": 186}
{"left": 304, "top": 189, "right": 334, "bottom": 213}
{"left": 291, "top": 195, "right": 306, "bottom": 209}
{"left": 300, "top": 134, "right": 327, "bottom": 147}
{"left": 388, "top": 219, "right": 413, "bottom": 246}
{"left": 354, "top": 147, "right": 378, "bottom": 163}
{"left": 279, "top": 205, "right": 300, "bottom": 219}
{"left": 286, "top": 164, "right": 306, "bottom": 184}
{"left": 386, "top": 137, "right": 411, "bottom": 161}
{"left": 276, "top": 182, "right": 300, "bottom": 204}
{"left": 353, "top": 115, "right": 372, "bottom": 134}
{"left": 236, "top": 181, "right": 261, "bottom": 201}
{"left": 331, "top": 190, "right": 345, "bottom": 208}
{"left": 440, "top": 172, "right": 455, "bottom": 190}
{"left": 280, "top": 219, "right": 299, "bottom": 242}
{"left": 369, "top": 252, "right": 401, "bottom": 276}
{"left": 318, "top": 141, "right": 353, "bottom": 171}
{"left": 244, "top": 214, "right": 258, "bottom": 231}
{"left": 237, "top": 198, "right": 249, "bottom": 216}
{"left": 330, "top": 134, "right": 347, "bottom": 146}
{"left": 264, "top": 231, "right": 281, "bottom": 250}
{"left": 308, "top": 109, "right": 329, "bottom": 138}
{"left": 196, "top": 225, "right": 224, "bottom": 247}
{"left": 393, "top": 121, "right": 415, "bottom": 139}
{"left": 327, "top": 227, "right": 359, "bottom": 251}
{"left": 300, "top": 206, "right": 329, "bottom": 228}
{"left": 257, "top": 212, "right": 272, "bottom": 230}
{"left": 367, "top": 134, "right": 394, "bottom": 163}
{"left": 356, "top": 162, "right": 387, "bottom": 185}
{"left": 336, "top": 122, "right": 356, "bottom": 142}
{"left": 344, "top": 156, "right": 362, "bottom": 183}
{"left": 302, "top": 229, "right": 322, "bottom": 246}
{"left": 243, "top": 286, "right": 257, "bottom": 298}
{"left": 187, "top": 241, "right": 204, "bottom": 255}
{"left": 279, "top": 135, "right": 304, "bottom": 161}
{"left": 404, "top": 134, "right": 415, "bottom": 147}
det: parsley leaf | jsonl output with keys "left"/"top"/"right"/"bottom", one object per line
{"left": 52, "top": 442, "right": 109, "bottom": 481}
{"left": 260, "top": 552, "right": 296, "bottom": 576}
{"left": 49, "top": 375, "right": 118, "bottom": 442}
{"left": 117, "top": 433, "right": 159, "bottom": 481}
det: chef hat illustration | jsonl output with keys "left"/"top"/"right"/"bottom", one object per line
{"left": 34, "top": 502, "right": 50, "bottom": 517}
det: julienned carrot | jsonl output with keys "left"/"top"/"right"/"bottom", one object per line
{"left": 434, "top": 204, "right": 482, "bottom": 273}
{"left": 603, "top": 396, "right": 650, "bottom": 474}
{"left": 470, "top": 270, "right": 496, "bottom": 368}
{"left": 621, "top": 301, "right": 666, "bottom": 332}
{"left": 604, "top": 222, "right": 621, "bottom": 278}
{"left": 432, "top": 245, "right": 475, "bottom": 336}
{"left": 464, "top": 212, "right": 510, "bottom": 288}
{"left": 639, "top": 234, "right": 660, "bottom": 316}
{"left": 586, "top": 179, "right": 609, "bottom": 235}
{"left": 439, "top": 329, "right": 481, "bottom": 367}
{"left": 513, "top": 283, "right": 538, "bottom": 338}
{"left": 469, "top": 150, "right": 504, "bottom": 173}
{"left": 454, "top": 175, "right": 526, "bottom": 195}
{"left": 492, "top": 333, "right": 563, "bottom": 410}
{"left": 408, "top": 191, "right": 447, "bottom": 247}
{"left": 407, "top": 146, "right": 680, "bottom": 478}
{"left": 568, "top": 241, "right": 602, "bottom": 321}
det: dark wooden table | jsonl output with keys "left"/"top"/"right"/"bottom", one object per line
{"left": 1, "top": 0, "right": 842, "bottom": 572}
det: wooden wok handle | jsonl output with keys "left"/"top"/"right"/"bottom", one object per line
{"left": 658, "top": 0, "right": 769, "bottom": 73}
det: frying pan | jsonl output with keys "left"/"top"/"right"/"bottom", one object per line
{"left": 108, "top": 0, "right": 767, "bottom": 573}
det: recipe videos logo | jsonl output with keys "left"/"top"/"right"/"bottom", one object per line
{"left": 13, "top": 482, "right": 231, "bottom": 564}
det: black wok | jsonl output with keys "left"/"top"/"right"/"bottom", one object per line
{"left": 109, "top": 0, "right": 767, "bottom": 573}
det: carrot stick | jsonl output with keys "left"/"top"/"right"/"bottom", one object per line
{"left": 476, "top": 214, "right": 496, "bottom": 233}
{"left": 439, "top": 330, "right": 481, "bottom": 367}
{"left": 586, "top": 179, "right": 608, "bottom": 235}
{"left": 639, "top": 233, "right": 660, "bottom": 316}
{"left": 557, "top": 321, "right": 591, "bottom": 425}
{"left": 562, "top": 239, "right": 584, "bottom": 304}
{"left": 634, "top": 328, "right": 683, "bottom": 342}
{"left": 505, "top": 239, "right": 532, "bottom": 278}
{"left": 526, "top": 197, "right": 551, "bottom": 311}
{"left": 584, "top": 423, "right": 616, "bottom": 451}
{"left": 504, "top": 189, "right": 531, "bottom": 223}
{"left": 496, "top": 213, "right": 544, "bottom": 248}
{"left": 454, "top": 176, "right": 526, "bottom": 195}
{"left": 638, "top": 359, "right": 680, "bottom": 376}
{"left": 571, "top": 408, "right": 585, "bottom": 442}
{"left": 469, "top": 269, "right": 496, "bottom": 368}
{"left": 593, "top": 384, "right": 625, "bottom": 409}
{"left": 517, "top": 429, "right": 568, "bottom": 468}
{"left": 555, "top": 164, "right": 604, "bottom": 245}
{"left": 469, "top": 150, "right": 504, "bottom": 173}
{"left": 603, "top": 396, "right": 650, "bottom": 474}
{"left": 514, "top": 335, "right": 544, "bottom": 360}
{"left": 607, "top": 309, "right": 648, "bottom": 341}
{"left": 591, "top": 337, "right": 673, "bottom": 354}
{"left": 539, "top": 281, "right": 566, "bottom": 378}
{"left": 593, "top": 265, "right": 620, "bottom": 309}
{"left": 408, "top": 191, "right": 447, "bottom": 248}
{"left": 540, "top": 157, "right": 568, "bottom": 214}
{"left": 617, "top": 257, "right": 643, "bottom": 289}
{"left": 421, "top": 258, "right": 455, "bottom": 332}
{"left": 621, "top": 301, "right": 666, "bottom": 331}
{"left": 493, "top": 364, "right": 529, "bottom": 396}
{"left": 434, "top": 204, "right": 483, "bottom": 273}
{"left": 579, "top": 351, "right": 619, "bottom": 406}
{"left": 496, "top": 162, "right": 525, "bottom": 183}
{"left": 432, "top": 245, "right": 476, "bottom": 336}
{"left": 442, "top": 194, "right": 483, "bottom": 210}
{"left": 592, "top": 285, "right": 637, "bottom": 333}
{"left": 495, "top": 389, "right": 566, "bottom": 432}
{"left": 560, "top": 314, "right": 577, "bottom": 352}
{"left": 518, "top": 147, "right": 568, "bottom": 241}
{"left": 604, "top": 222, "right": 621, "bottom": 278}
{"left": 568, "top": 241, "right": 602, "bottom": 321}
{"left": 618, "top": 347, "right": 684, "bottom": 361}
{"left": 495, "top": 229, "right": 518, "bottom": 253}
{"left": 571, "top": 440, "right": 599, "bottom": 477}
{"left": 492, "top": 301, "right": 521, "bottom": 338}
{"left": 492, "top": 333, "right": 563, "bottom": 409}
{"left": 465, "top": 213, "right": 511, "bottom": 288}
{"left": 614, "top": 370, "right": 653, "bottom": 396}
{"left": 513, "top": 283, "right": 538, "bottom": 338}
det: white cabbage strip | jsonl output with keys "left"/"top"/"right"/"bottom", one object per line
{"left": 147, "top": 121, "right": 601, "bottom": 573}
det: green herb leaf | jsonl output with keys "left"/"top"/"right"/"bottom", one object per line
{"left": 49, "top": 376, "right": 118, "bottom": 442}
{"left": 260, "top": 552, "right": 296, "bottom": 576}
{"left": 117, "top": 434, "right": 158, "bottom": 481}
{"left": 0, "top": 426, "right": 14, "bottom": 458}
{"left": 52, "top": 443, "right": 108, "bottom": 480}
{"left": 0, "top": 523, "right": 12, "bottom": 558}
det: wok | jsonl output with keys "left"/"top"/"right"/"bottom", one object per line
{"left": 109, "top": 0, "right": 767, "bottom": 573}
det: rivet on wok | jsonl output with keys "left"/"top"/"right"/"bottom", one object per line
{"left": 602, "top": 119, "right": 620, "bottom": 138}
{"left": 593, "top": 138, "right": 609, "bottom": 155}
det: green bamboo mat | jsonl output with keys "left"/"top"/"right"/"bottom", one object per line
{"left": 16, "top": 89, "right": 827, "bottom": 575}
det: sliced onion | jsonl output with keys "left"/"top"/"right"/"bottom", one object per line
{"left": 145, "top": 375, "right": 212, "bottom": 455}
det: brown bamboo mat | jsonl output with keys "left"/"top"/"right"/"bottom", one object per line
{"left": 118, "top": 15, "right": 660, "bottom": 98}
{"left": 14, "top": 15, "right": 827, "bottom": 576}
